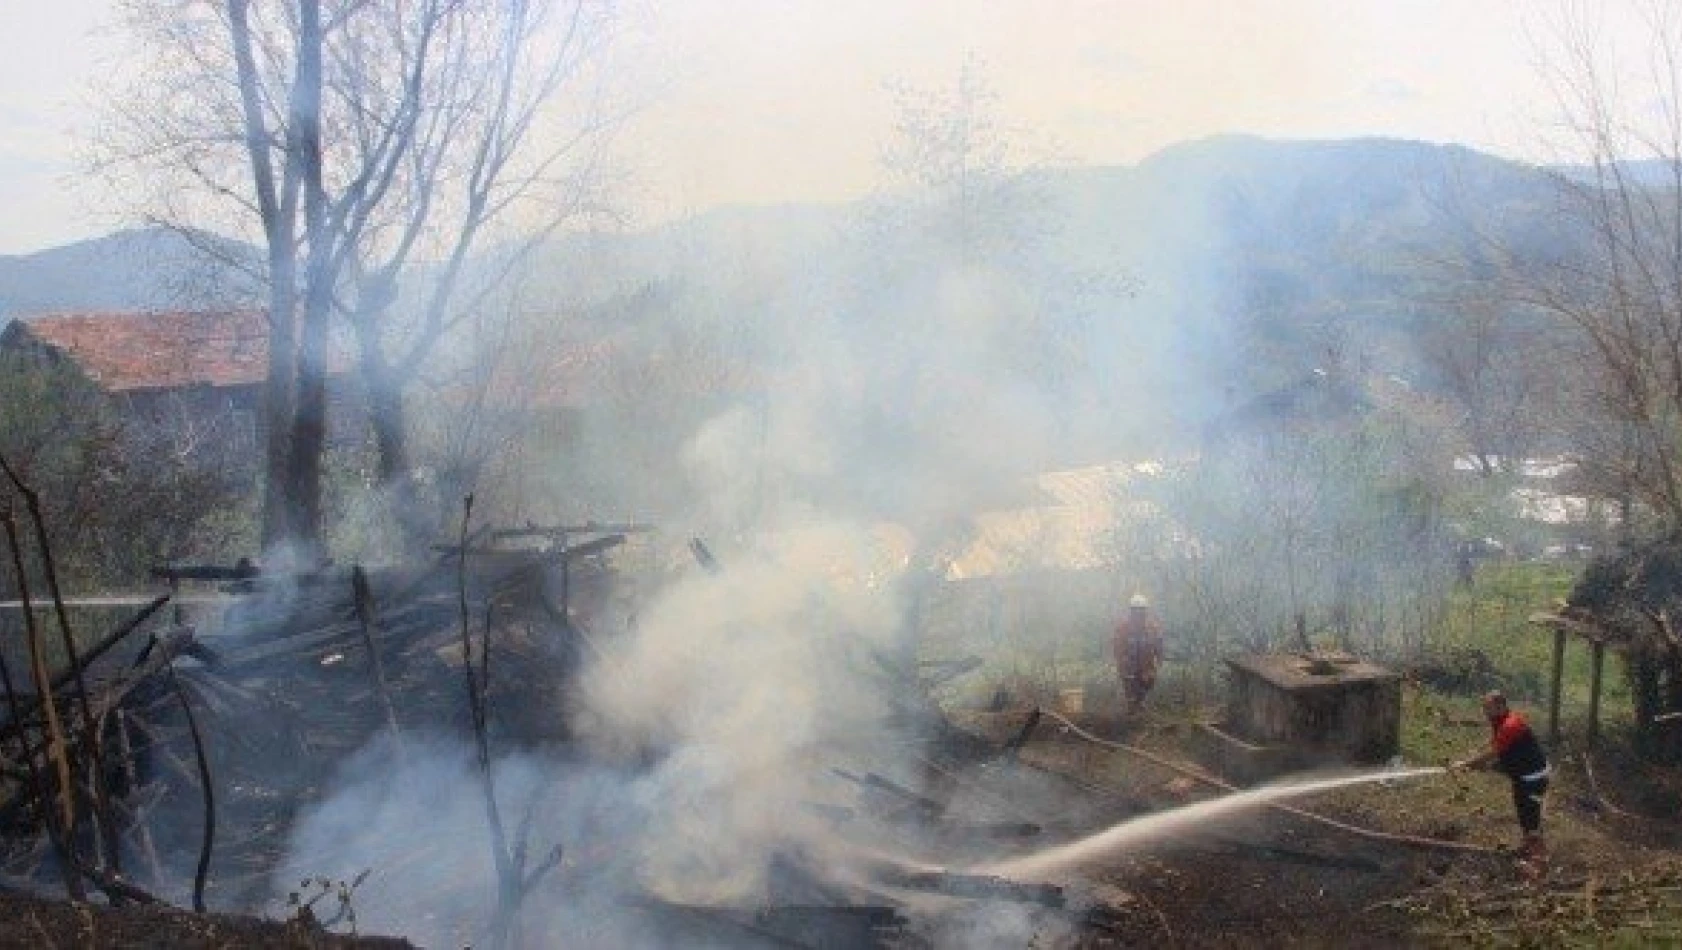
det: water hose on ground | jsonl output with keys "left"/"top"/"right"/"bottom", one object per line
{"left": 1580, "top": 752, "right": 1682, "bottom": 827}
{"left": 1037, "top": 708, "right": 1499, "bottom": 855}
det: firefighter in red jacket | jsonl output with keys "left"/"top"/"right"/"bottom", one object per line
{"left": 1451, "top": 691, "right": 1551, "bottom": 874}
{"left": 1114, "top": 594, "right": 1164, "bottom": 714}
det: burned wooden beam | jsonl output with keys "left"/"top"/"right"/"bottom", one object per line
{"left": 432, "top": 534, "right": 625, "bottom": 561}
{"left": 150, "top": 562, "right": 260, "bottom": 583}
{"left": 87, "top": 629, "right": 204, "bottom": 723}
{"left": 430, "top": 522, "right": 494, "bottom": 567}
{"left": 351, "top": 566, "right": 404, "bottom": 756}
{"left": 874, "top": 867, "right": 1065, "bottom": 908}
{"left": 162, "top": 653, "right": 214, "bottom": 914}
{"left": 831, "top": 769, "right": 944, "bottom": 819}
{"left": 559, "top": 534, "right": 627, "bottom": 559}
{"left": 208, "top": 562, "right": 342, "bottom": 596}
{"left": 491, "top": 521, "right": 655, "bottom": 540}
{"left": 689, "top": 538, "right": 720, "bottom": 574}
{"left": 64, "top": 596, "right": 171, "bottom": 687}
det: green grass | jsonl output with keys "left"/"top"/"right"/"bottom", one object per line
{"left": 939, "top": 559, "right": 1638, "bottom": 746}
{"left": 938, "top": 560, "right": 1678, "bottom": 944}
{"left": 1427, "top": 561, "right": 1632, "bottom": 741}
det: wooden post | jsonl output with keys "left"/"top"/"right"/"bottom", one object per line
{"left": 114, "top": 709, "right": 164, "bottom": 886}
{"left": 1587, "top": 640, "right": 1606, "bottom": 749}
{"left": 1548, "top": 626, "right": 1566, "bottom": 743}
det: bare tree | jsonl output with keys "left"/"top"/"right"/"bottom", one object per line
{"left": 1416, "top": 280, "right": 1555, "bottom": 478}
{"left": 878, "top": 54, "right": 1057, "bottom": 269}
{"left": 1175, "top": 375, "right": 1457, "bottom": 658}
{"left": 1501, "top": 1, "right": 1682, "bottom": 531}
{"left": 108, "top": 0, "right": 624, "bottom": 556}
{"left": 333, "top": 1, "right": 622, "bottom": 538}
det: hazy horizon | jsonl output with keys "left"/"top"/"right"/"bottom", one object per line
{"left": 0, "top": 0, "right": 1659, "bottom": 256}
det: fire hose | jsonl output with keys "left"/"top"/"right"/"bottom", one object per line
{"left": 1037, "top": 708, "right": 1499, "bottom": 855}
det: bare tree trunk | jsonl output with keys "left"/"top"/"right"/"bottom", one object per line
{"left": 352, "top": 318, "right": 426, "bottom": 545}
{"left": 291, "top": 289, "right": 331, "bottom": 560}
{"left": 259, "top": 278, "right": 298, "bottom": 549}
{"left": 356, "top": 329, "right": 411, "bottom": 493}
{"left": 229, "top": 0, "right": 301, "bottom": 551}
{"left": 286, "top": 0, "right": 329, "bottom": 561}
{"left": 131, "top": 0, "right": 622, "bottom": 556}
{"left": 368, "top": 367, "right": 410, "bottom": 487}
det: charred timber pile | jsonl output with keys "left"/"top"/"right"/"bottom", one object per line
{"left": 1567, "top": 538, "right": 1682, "bottom": 762}
{"left": 0, "top": 513, "right": 1140, "bottom": 946}
{"left": 0, "top": 520, "right": 632, "bottom": 913}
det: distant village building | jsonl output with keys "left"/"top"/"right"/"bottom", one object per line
{"left": 0, "top": 310, "right": 365, "bottom": 476}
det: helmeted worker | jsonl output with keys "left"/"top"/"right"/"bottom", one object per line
{"left": 1451, "top": 691, "right": 1551, "bottom": 876}
{"left": 1113, "top": 593, "right": 1164, "bottom": 714}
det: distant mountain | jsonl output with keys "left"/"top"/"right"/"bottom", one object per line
{"left": 2, "top": 137, "right": 1583, "bottom": 408}
{"left": 1040, "top": 135, "right": 1572, "bottom": 385}
{"left": 1551, "top": 158, "right": 1682, "bottom": 190}
{"left": 0, "top": 227, "right": 260, "bottom": 321}
{"left": 533, "top": 135, "right": 1573, "bottom": 384}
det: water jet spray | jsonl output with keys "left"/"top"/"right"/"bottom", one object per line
{"left": 985, "top": 766, "right": 1444, "bottom": 879}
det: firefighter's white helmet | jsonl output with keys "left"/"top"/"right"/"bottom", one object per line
{"left": 1129, "top": 593, "right": 1150, "bottom": 609}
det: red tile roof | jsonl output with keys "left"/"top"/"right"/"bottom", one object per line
{"left": 6, "top": 310, "right": 269, "bottom": 393}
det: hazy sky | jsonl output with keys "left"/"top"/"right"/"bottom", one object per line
{"left": 0, "top": 0, "right": 1651, "bottom": 255}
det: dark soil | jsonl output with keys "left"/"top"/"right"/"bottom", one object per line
{"left": 1005, "top": 734, "right": 1435, "bottom": 947}
{"left": 0, "top": 892, "right": 412, "bottom": 949}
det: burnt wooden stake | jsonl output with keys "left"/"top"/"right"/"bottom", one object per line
{"left": 351, "top": 565, "right": 405, "bottom": 758}
{"left": 454, "top": 501, "right": 565, "bottom": 948}
{"left": 0, "top": 508, "right": 80, "bottom": 898}
{"left": 560, "top": 530, "right": 571, "bottom": 620}
{"left": 1588, "top": 640, "right": 1606, "bottom": 750}
{"left": 162, "top": 653, "right": 214, "bottom": 913}
{"left": 1548, "top": 626, "right": 1566, "bottom": 744}
{"left": 113, "top": 710, "right": 164, "bottom": 886}
{"left": 458, "top": 498, "right": 515, "bottom": 947}
{"left": 0, "top": 581, "right": 78, "bottom": 900}
{"left": 0, "top": 455, "right": 118, "bottom": 872}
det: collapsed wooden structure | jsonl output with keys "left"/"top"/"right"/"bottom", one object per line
{"left": 1528, "top": 609, "right": 1617, "bottom": 748}
{"left": 0, "top": 504, "right": 1153, "bottom": 947}
{"left": 0, "top": 520, "right": 632, "bottom": 911}
{"left": 1531, "top": 537, "right": 1682, "bottom": 761}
